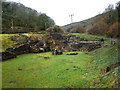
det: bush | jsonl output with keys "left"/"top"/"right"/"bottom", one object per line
{"left": 88, "top": 21, "right": 108, "bottom": 36}
{"left": 107, "top": 22, "right": 120, "bottom": 38}
{"left": 46, "top": 26, "right": 64, "bottom": 33}
{"left": 70, "top": 26, "right": 85, "bottom": 33}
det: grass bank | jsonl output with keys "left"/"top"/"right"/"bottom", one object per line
{"left": 2, "top": 46, "right": 120, "bottom": 88}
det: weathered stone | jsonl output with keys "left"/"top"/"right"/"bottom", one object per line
{"left": 29, "top": 46, "right": 40, "bottom": 53}
{"left": 3, "top": 33, "right": 103, "bottom": 60}
{"left": 52, "top": 49, "right": 63, "bottom": 55}
{"left": 6, "top": 44, "right": 30, "bottom": 55}
{"left": 106, "top": 67, "right": 110, "bottom": 72}
{"left": 110, "top": 39, "right": 116, "bottom": 45}
{"left": 57, "top": 51, "right": 63, "bottom": 55}
{"left": 88, "top": 44, "right": 101, "bottom": 52}
{"left": 39, "top": 48, "right": 45, "bottom": 52}
{"left": 50, "top": 34, "right": 63, "bottom": 40}
{"left": 78, "top": 38, "right": 84, "bottom": 41}
{"left": 100, "top": 38, "right": 104, "bottom": 42}
{"left": 1, "top": 52, "right": 16, "bottom": 61}
{"left": 44, "top": 47, "right": 50, "bottom": 52}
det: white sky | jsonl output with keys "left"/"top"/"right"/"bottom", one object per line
{"left": 7, "top": 0, "right": 119, "bottom": 26}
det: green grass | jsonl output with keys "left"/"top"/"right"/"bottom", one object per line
{"left": 88, "top": 45, "right": 120, "bottom": 88}
{"left": 70, "top": 33, "right": 112, "bottom": 45}
{"left": 2, "top": 33, "right": 120, "bottom": 88}
{"left": 2, "top": 46, "right": 120, "bottom": 88}
{"left": 71, "top": 33, "right": 106, "bottom": 40}
{"left": 2, "top": 51, "right": 92, "bottom": 88}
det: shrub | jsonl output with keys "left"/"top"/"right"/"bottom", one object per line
{"left": 107, "top": 22, "right": 120, "bottom": 38}
{"left": 88, "top": 21, "right": 108, "bottom": 36}
{"left": 70, "top": 26, "right": 85, "bottom": 33}
{"left": 46, "top": 26, "right": 64, "bottom": 33}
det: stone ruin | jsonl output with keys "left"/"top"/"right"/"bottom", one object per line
{"left": 52, "top": 49, "right": 63, "bottom": 55}
{"left": 1, "top": 33, "right": 104, "bottom": 61}
{"left": 110, "top": 39, "right": 116, "bottom": 45}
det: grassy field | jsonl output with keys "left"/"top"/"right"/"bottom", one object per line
{"left": 2, "top": 33, "right": 120, "bottom": 88}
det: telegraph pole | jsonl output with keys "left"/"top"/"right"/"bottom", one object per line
{"left": 69, "top": 14, "right": 74, "bottom": 23}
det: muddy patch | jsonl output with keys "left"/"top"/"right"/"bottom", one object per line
{"left": 66, "top": 69, "right": 69, "bottom": 70}
{"left": 44, "top": 57, "right": 51, "bottom": 59}
{"left": 9, "top": 81, "right": 16, "bottom": 84}
{"left": 18, "top": 68, "right": 22, "bottom": 71}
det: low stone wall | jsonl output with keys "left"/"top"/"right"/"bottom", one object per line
{"left": 1, "top": 44, "right": 30, "bottom": 61}
{"left": 1, "top": 42, "right": 49, "bottom": 61}
{"left": 6, "top": 44, "right": 30, "bottom": 55}
{"left": 1, "top": 52, "right": 16, "bottom": 61}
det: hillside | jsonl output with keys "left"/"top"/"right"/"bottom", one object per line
{"left": 2, "top": 1, "right": 55, "bottom": 33}
{"left": 62, "top": 2, "right": 120, "bottom": 39}
{"left": 62, "top": 14, "right": 101, "bottom": 32}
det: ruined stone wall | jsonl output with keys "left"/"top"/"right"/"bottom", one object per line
{"left": 1, "top": 33, "right": 103, "bottom": 61}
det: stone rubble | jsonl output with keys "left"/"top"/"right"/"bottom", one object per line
{"left": 1, "top": 33, "right": 104, "bottom": 61}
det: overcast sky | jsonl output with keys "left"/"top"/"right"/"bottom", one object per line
{"left": 7, "top": 0, "right": 119, "bottom": 26}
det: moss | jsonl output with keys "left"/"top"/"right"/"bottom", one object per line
{"left": 0, "top": 34, "right": 20, "bottom": 52}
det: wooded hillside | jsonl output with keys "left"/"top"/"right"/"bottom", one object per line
{"left": 62, "top": 1, "right": 120, "bottom": 38}
{"left": 2, "top": 0, "right": 55, "bottom": 33}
